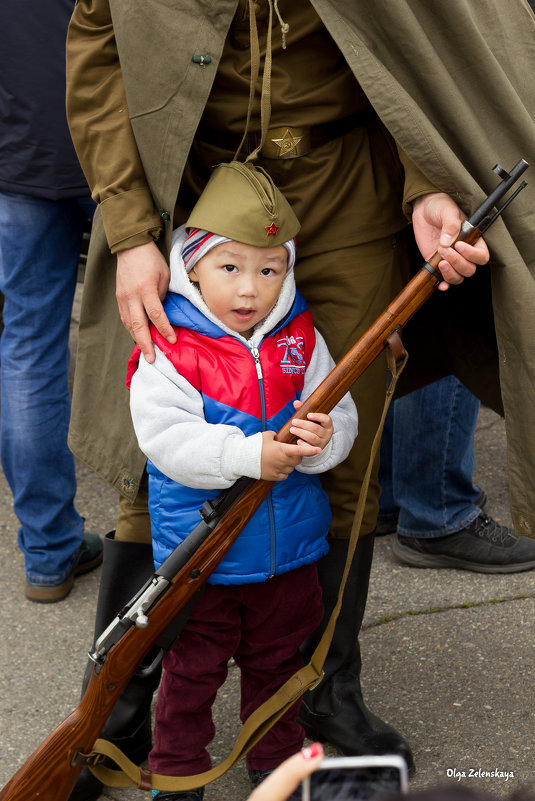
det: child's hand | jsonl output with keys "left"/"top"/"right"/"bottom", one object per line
{"left": 261, "top": 430, "right": 325, "bottom": 481}
{"left": 289, "top": 399, "right": 333, "bottom": 452}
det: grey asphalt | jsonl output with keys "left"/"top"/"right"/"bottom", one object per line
{"left": 0, "top": 286, "right": 533, "bottom": 800}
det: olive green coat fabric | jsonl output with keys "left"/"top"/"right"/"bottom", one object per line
{"left": 66, "top": 0, "right": 535, "bottom": 537}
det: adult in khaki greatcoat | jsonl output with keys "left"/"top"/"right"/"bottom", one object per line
{"left": 65, "top": 0, "right": 535, "bottom": 797}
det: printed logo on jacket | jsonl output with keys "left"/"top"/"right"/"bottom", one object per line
{"left": 277, "top": 335, "right": 306, "bottom": 375}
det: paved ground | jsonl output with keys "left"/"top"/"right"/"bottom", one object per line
{"left": 0, "top": 287, "right": 533, "bottom": 800}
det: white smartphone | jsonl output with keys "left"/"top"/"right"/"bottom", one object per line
{"left": 301, "top": 755, "right": 409, "bottom": 801}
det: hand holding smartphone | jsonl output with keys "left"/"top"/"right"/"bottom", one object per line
{"left": 301, "top": 755, "right": 409, "bottom": 801}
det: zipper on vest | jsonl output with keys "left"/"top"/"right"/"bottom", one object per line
{"left": 251, "top": 346, "right": 267, "bottom": 429}
{"left": 251, "top": 344, "right": 276, "bottom": 576}
{"left": 251, "top": 346, "right": 263, "bottom": 380}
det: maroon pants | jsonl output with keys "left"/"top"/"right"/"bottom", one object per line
{"left": 149, "top": 563, "right": 323, "bottom": 776}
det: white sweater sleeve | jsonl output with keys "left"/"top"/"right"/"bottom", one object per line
{"left": 129, "top": 348, "right": 263, "bottom": 488}
{"left": 295, "top": 328, "right": 358, "bottom": 475}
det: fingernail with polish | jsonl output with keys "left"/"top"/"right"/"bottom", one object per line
{"left": 301, "top": 742, "right": 323, "bottom": 760}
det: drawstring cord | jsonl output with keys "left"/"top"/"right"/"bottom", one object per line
{"left": 274, "top": 0, "right": 290, "bottom": 49}
{"left": 234, "top": 0, "right": 290, "bottom": 163}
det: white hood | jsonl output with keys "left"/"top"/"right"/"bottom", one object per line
{"left": 168, "top": 225, "right": 298, "bottom": 348}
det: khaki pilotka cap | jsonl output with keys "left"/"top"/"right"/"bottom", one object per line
{"left": 185, "top": 161, "right": 301, "bottom": 247}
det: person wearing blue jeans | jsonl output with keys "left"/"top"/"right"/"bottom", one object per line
{"left": 0, "top": 0, "right": 103, "bottom": 602}
{"left": 378, "top": 375, "right": 535, "bottom": 573}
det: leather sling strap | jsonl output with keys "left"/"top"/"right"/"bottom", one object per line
{"left": 87, "top": 340, "right": 408, "bottom": 791}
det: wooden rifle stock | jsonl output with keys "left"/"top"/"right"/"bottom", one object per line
{"left": 0, "top": 160, "right": 527, "bottom": 801}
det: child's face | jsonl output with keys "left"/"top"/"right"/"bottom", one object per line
{"left": 189, "top": 240, "right": 288, "bottom": 338}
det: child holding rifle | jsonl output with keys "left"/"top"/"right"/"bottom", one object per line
{"left": 127, "top": 161, "right": 358, "bottom": 800}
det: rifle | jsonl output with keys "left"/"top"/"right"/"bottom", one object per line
{"left": 0, "top": 159, "right": 527, "bottom": 801}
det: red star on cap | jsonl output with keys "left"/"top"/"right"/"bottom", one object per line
{"left": 265, "top": 223, "right": 279, "bottom": 237}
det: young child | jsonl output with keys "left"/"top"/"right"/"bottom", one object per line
{"left": 128, "top": 161, "right": 358, "bottom": 800}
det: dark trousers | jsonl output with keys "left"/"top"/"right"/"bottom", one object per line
{"left": 149, "top": 563, "right": 323, "bottom": 775}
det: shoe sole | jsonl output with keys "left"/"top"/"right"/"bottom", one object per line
{"left": 391, "top": 538, "right": 535, "bottom": 574}
{"left": 25, "top": 551, "right": 103, "bottom": 603}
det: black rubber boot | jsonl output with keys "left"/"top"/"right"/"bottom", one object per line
{"left": 69, "top": 532, "right": 163, "bottom": 801}
{"left": 298, "top": 536, "right": 414, "bottom": 771}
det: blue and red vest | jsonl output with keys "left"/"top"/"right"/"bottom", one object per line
{"left": 129, "top": 290, "right": 331, "bottom": 584}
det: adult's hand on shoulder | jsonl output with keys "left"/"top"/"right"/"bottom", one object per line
{"left": 116, "top": 240, "right": 176, "bottom": 362}
{"left": 247, "top": 744, "right": 324, "bottom": 801}
{"left": 412, "top": 192, "right": 489, "bottom": 291}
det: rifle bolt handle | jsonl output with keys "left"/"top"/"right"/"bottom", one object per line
{"left": 135, "top": 613, "right": 150, "bottom": 629}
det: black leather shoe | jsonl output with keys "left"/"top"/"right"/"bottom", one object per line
{"left": 392, "top": 511, "right": 535, "bottom": 573}
{"left": 248, "top": 768, "right": 272, "bottom": 787}
{"left": 298, "top": 672, "right": 414, "bottom": 772}
{"left": 374, "top": 514, "right": 399, "bottom": 537}
{"left": 153, "top": 789, "right": 204, "bottom": 801}
{"left": 68, "top": 533, "right": 161, "bottom": 801}
{"left": 69, "top": 717, "right": 153, "bottom": 801}
{"left": 249, "top": 768, "right": 300, "bottom": 800}
{"left": 299, "top": 537, "right": 414, "bottom": 773}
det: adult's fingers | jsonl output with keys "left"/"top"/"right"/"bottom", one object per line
{"left": 436, "top": 237, "right": 490, "bottom": 287}
{"left": 119, "top": 293, "right": 157, "bottom": 362}
{"left": 116, "top": 241, "right": 175, "bottom": 362}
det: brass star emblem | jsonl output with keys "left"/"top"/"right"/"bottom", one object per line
{"left": 271, "top": 129, "right": 303, "bottom": 157}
